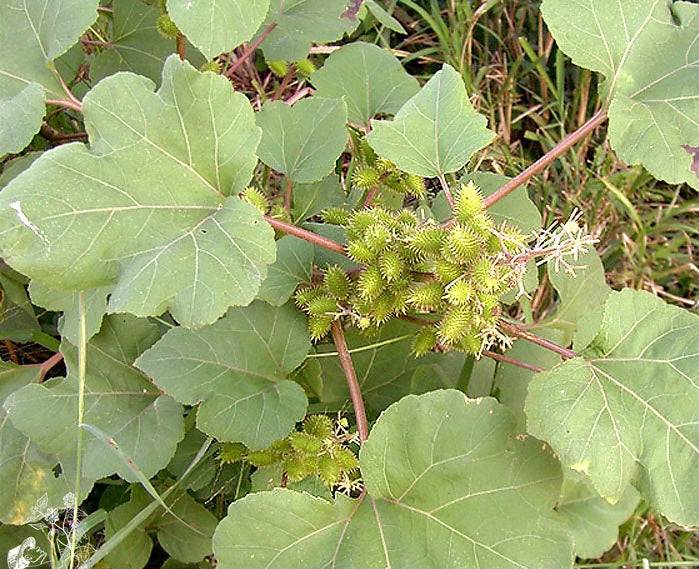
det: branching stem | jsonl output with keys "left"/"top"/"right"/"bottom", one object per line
{"left": 331, "top": 321, "right": 369, "bottom": 442}
{"left": 500, "top": 320, "right": 577, "bottom": 359}
{"left": 481, "top": 350, "right": 544, "bottom": 373}
{"left": 483, "top": 109, "right": 607, "bottom": 208}
{"left": 264, "top": 215, "right": 346, "bottom": 254}
{"left": 226, "top": 22, "right": 278, "bottom": 78}
{"left": 38, "top": 352, "right": 64, "bottom": 381}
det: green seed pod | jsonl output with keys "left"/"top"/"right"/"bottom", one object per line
{"left": 472, "top": 258, "right": 499, "bottom": 292}
{"left": 459, "top": 330, "right": 483, "bottom": 354}
{"left": 240, "top": 186, "right": 269, "bottom": 214}
{"left": 246, "top": 449, "right": 280, "bottom": 467}
{"left": 200, "top": 60, "right": 222, "bottom": 74}
{"left": 378, "top": 249, "right": 404, "bottom": 282}
{"left": 347, "top": 241, "right": 376, "bottom": 263}
{"left": 333, "top": 447, "right": 359, "bottom": 471}
{"left": 408, "top": 282, "right": 444, "bottom": 311}
{"left": 486, "top": 232, "right": 503, "bottom": 254}
{"left": 438, "top": 306, "right": 473, "bottom": 345}
{"left": 295, "top": 58, "right": 316, "bottom": 76}
{"left": 501, "top": 226, "right": 528, "bottom": 253}
{"left": 434, "top": 259, "right": 463, "bottom": 284}
{"left": 408, "top": 227, "right": 446, "bottom": 257}
{"left": 289, "top": 432, "right": 323, "bottom": 454}
{"left": 303, "top": 415, "right": 334, "bottom": 439}
{"left": 363, "top": 224, "right": 391, "bottom": 253}
{"left": 374, "top": 158, "right": 396, "bottom": 174}
{"left": 371, "top": 292, "right": 397, "bottom": 323}
{"left": 478, "top": 291, "right": 500, "bottom": 315}
{"left": 219, "top": 442, "right": 247, "bottom": 464}
{"left": 294, "top": 286, "right": 322, "bottom": 310}
{"left": 352, "top": 165, "right": 381, "bottom": 190}
{"left": 308, "top": 315, "right": 333, "bottom": 340}
{"left": 268, "top": 59, "right": 289, "bottom": 77}
{"left": 307, "top": 295, "right": 337, "bottom": 317}
{"left": 318, "top": 455, "right": 342, "bottom": 486}
{"left": 395, "top": 209, "right": 418, "bottom": 228}
{"left": 284, "top": 455, "right": 316, "bottom": 482}
{"left": 357, "top": 266, "right": 384, "bottom": 300}
{"left": 321, "top": 207, "right": 351, "bottom": 226}
{"left": 468, "top": 211, "right": 494, "bottom": 236}
{"left": 411, "top": 326, "right": 438, "bottom": 357}
{"left": 454, "top": 182, "right": 484, "bottom": 224}
{"left": 324, "top": 266, "right": 350, "bottom": 300}
{"left": 445, "top": 280, "right": 474, "bottom": 305}
{"left": 348, "top": 210, "right": 376, "bottom": 236}
{"left": 156, "top": 14, "right": 180, "bottom": 39}
{"left": 445, "top": 225, "right": 480, "bottom": 264}
{"left": 403, "top": 174, "right": 426, "bottom": 196}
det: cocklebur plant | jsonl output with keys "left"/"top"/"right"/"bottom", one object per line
{"left": 0, "top": 1, "right": 697, "bottom": 568}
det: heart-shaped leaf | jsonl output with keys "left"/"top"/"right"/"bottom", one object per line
{"left": 214, "top": 390, "right": 574, "bottom": 568}
{"left": 136, "top": 301, "right": 310, "bottom": 449}
{"left": 367, "top": 64, "right": 495, "bottom": 178}
{"left": 526, "top": 289, "right": 699, "bottom": 527}
{"left": 0, "top": 56, "right": 276, "bottom": 328}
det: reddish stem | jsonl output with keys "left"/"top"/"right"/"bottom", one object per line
{"left": 483, "top": 109, "right": 607, "bottom": 208}
{"left": 46, "top": 99, "right": 82, "bottom": 113}
{"left": 363, "top": 185, "right": 380, "bottom": 207}
{"left": 482, "top": 350, "right": 544, "bottom": 373}
{"left": 283, "top": 179, "right": 293, "bottom": 214}
{"left": 38, "top": 352, "right": 64, "bottom": 381}
{"left": 264, "top": 215, "right": 346, "bottom": 255}
{"left": 500, "top": 321, "right": 577, "bottom": 359}
{"left": 226, "top": 22, "right": 278, "bottom": 78}
{"left": 331, "top": 321, "right": 369, "bottom": 442}
{"left": 176, "top": 35, "right": 186, "bottom": 60}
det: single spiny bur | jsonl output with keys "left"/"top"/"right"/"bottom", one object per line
{"left": 294, "top": 285, "right": 322, "bottom": 309}
{"left": 460, "top": 330, "right": 483, "bottom": 355}
{"left": 219, "top": 442, "right": 247, "bottom": 464}
{"left": 347, "top": 240, "right": 375, "bottom": 263}
{"left": 444, "top": 225, "right": 480, "bottom": 264}
{"left": 156, "top": 14, "right": 180, "bottom": 38}
{"left": 454, "top": 182, "right": 484, "bottom": 223}
{"left": 352, "top": 165, "right": 381, "bottom": 190}
{"left": 412, "top": 326, "right": 438, "bottom": 357}
{"left": 324, "top": 266, "right": 350, "bottom": 300}
{"left": 318, "top": 455, "right": 342, "bottom": 486}
{"left": 438, "top": 305, "right": 474, "bottom": 345}
{"left": 434, "top": 259, "right": 463, "bottom": 284}
{"left": 200, "top": 60, "right": 222, "bottom": 74}
{"left": 408, "top": 282, "right": 444, "bottom": 311}
{"left": 308, "top": 315, "right": 333, "bottom": 340}
{"left": 321, "top": 207, "right": 351, "bottom": 226}
{"left": 378, "top": 249, "right": 405, "bottom": 282}
{"left": 402, "top": 174, "right": 427, "bottom": 197}
{"left": 357, "top": 265, "right": 384, "bottom": 300}
{"left": 289, "top": 431, "right": 323, "bottom": 454}
{"left": 295, "top": 58, "right": 316, "bottom": 77}
{"left": 445, "top": 280, "right": 474, "bottom": 305}
{"left": 363, "top": 224, "right": 392, "bottom": 253}
{"left": 303, "top": 415, "right": 334, "bottom": 439}
{"left": 409, "top": 226, "right": 446, "bottom": 257}
{"left": 472, "top": 257, "right": 502, "bottom": 293}
{"left": 374, "top": 158, "right": 396, "bottom": 174}
{"left": 285, "top": 455, "right": 318, "bottom": 482}
{"left": 240, "top": 186, "right": 269, "bottom": 214}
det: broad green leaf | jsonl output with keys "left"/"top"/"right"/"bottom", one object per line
{"left": 310, "top": 42, "right": 419, "bottom": 125}
{"left": 557, "top": 469, "right": 639, "bottom": 559}
{"left": 0, "top": 152, "right": 42, "bottom": 187}
{"left": 367, "top": 64, "right": 495, "bottom": 178}
{"left": 0, "top": 361, "right": 77, "bottom": 525}
{"left": 106, "top": 485, "right": 217, "bottom": 568}
{"left": 257, "top": 97, "right": 348, "bottom": 183}
{"left": 0, "top": 0, "right": 99, "bottom": 153}
{"left": 316, "top": 320, "right": 466, "bottom": 414}
{"left": 136, "top": 302, "right": 310, "bottom": 449}
{"left": 291, "top": 174, "right": 345, "bottom": 223}
{"left": 29, "top": 282, "right": 110, "bottom": 345}
{"left": 5, "top": 314, "right": 185, "bottom": 483}
{"left": 251, "top": 464, "right": 331, "bottom": 499}
{"left": 0, "top": 84, "right": 45, "bottom": 155}
{"left": 365, "top": 0, "right": 406, "bottom": 34}
{"left": 167, "top": 420, "right": 217, "bottom": 492}
{"left": 0, "top": 272, "right": 39, "bottom": 342}
{"left": 545, "top": 249, "right": 611, "bottom": 350}
{"left": 0, "top": 56, "right": 275, "bottom": 329}
{"left": 525, "top": 289, "right": 699, "bottom": 527}
{"left": 492, "top": 331, "right": 563, "bottom": 430}
{"left": 259, "top": 0, "right": 360, "bottom": 62}
{"left": 257, "top": 236, "right": 314, "bottom": 306}
{"left": 214, "top": 390, "right": 574, "bottom": 568}
{"left": 92, "top": 0, "right": 203, "bottom": 85}
{"left": 168, "top": 0, "right": 270, "bottom": 60}
{"left": 541, "top": 0, "right": 699, "bottom": 188}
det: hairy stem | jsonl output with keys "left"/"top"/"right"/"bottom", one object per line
{"left": 331, "top": 321, "right": 369, "bottom": 442}
{"left": 481, "top": 350, "right": 544, "bottom": 373}
{"left": 483, "top": 109, "right": 607, "bottom": 208}
{"left": 264, "top": 215, "right": 346, "bottom": 254}
{"left": 46, "top": 98, "right": 83, "bottom": 113}
{"left": 176, "top": 34, "right": 186, "bottom": 60}
{"left": 226, "top": 22, "right": 278, "bottom": 78}
{"left": 69, "top": 292, "right": 87, "bottom": 569}
{"left": 500, "top": 320, "right": 577, "bottom": 359}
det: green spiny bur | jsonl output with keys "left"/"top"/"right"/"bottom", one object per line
{"left": 324, "top": 266, "right": 350, "bottom": 300}
{"left": 412, "top": 326, "right": 438, "bottom": 357}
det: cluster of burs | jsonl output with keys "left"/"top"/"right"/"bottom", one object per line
{"left": 296, "top": 153, "right": 526, "bottom": 357}
{"left": 220, "top": 415, "right": 359, "bottom": 487}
